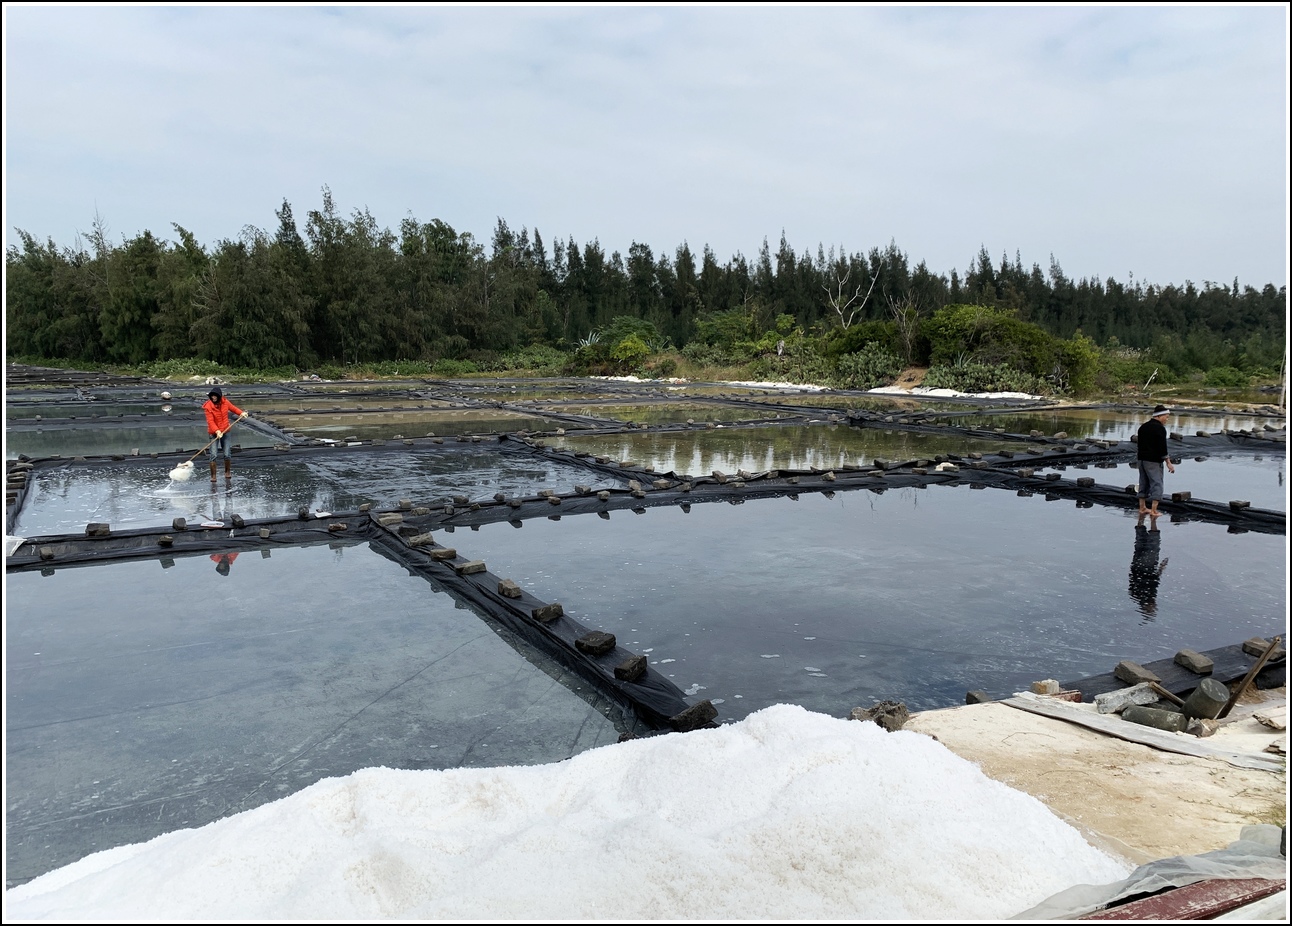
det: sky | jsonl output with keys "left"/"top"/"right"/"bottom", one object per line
{"left": 2, "top": 4, "right": 1288, "bottom": 290}
{"left": 4, "top": 703, "right": 1135, "bottom": 920}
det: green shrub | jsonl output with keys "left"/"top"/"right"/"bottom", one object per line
{"left": 432, "top": 358, "right": 479, "bottom": 377}
{"left": 830, "top": 344, "right": 903, "bottom": 389}
{"left": 494, "top": 345, "right": 566, "bottom": 374}
{"left": 923, "top": 361, "right": 1049, "bottom": 395}
{"left": 1203, "top": 366, "right": 1251, "bottom": 388}
{"left": 142, "top": 358, "right": 225, "bottom": 379}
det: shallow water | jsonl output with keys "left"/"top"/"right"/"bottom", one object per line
{"left": 5, "top": 544, "right": 623, "bottom": 885}
{"left": 11, "top": 450, "right": 625, "bottom": 536}
{"left": 278, "top": 409, "right": 561, "bottom": 439}
{"left": 453, "top": 486, "right": 1286, "bottom": 720}
{"left": 550, "top": 424, "right": 1024, "bottom": 475}
{"left": 5, "top": 424, "right": 282, "bottom": 461}
{"left": 544, "top": 403, "right": 780, "bottom": 425}
{"left": 5, "top": 402, "right": 178, "bottom": 419}
{"left": 239, "top": 396, "right": 457, "bottom": 412}
{"left": 1041, "top": 453, "right": 1287, "bottom": 512}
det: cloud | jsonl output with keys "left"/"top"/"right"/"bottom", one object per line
{"left": 4, "top": 5, "right": 1286, "bottom": 285}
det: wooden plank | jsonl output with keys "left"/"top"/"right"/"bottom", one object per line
{"left": 1081, "top": 877, "right": 1284, "bottom": 919}
{"left": 1001, "top": 693, "right": 1286, "bottom": 772}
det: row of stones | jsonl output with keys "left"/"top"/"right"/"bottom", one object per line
{"left": 1011, "top": 637, "right": 1285, "bottom": 736}
{"left": 374, "top": 509, "right": 719, "bottom": 734}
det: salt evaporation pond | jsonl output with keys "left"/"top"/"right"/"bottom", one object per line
{"left": 10, "top": 450, "right": 627, "bottom": 536}
{"left": 5, "top": 542, "right": 625, "bottom": 885}
{"left": 450, "top": 486, "right": 1285, "bottom": 721}
{"left": 550, "top": 424, "right": 1025, "bottom": 474}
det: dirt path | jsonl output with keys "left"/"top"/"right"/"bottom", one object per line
{"left": 905, "top": 691, "right": 1286, "bottom": 865}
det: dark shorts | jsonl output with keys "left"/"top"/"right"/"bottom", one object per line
{"left": 1136, "top": 460, "right": 1164, "bottom": 502}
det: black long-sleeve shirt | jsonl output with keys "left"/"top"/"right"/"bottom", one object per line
{"left": 1136, "top": 418, "right": 1168, "bottom": 462}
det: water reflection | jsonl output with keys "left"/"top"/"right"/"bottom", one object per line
{"left": 968, "top": 408, "right": 1284, "bottom": 441}
{"left": 1128, "top": 518, "right": 1168, "bottom": 620}
{"left": 211, "top": 550, "right": 239, "bottom": 577}
{"left": 553, "top": 425, "right": 1022, "bottom": 474}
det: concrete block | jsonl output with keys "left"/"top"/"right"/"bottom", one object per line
{"left": 399, "top": 498, "right": 412, "bottom": 509}
{"left": 1114, "top": 660, "right": 1160, "bottom": 684}
{"left": 1171, "top": 491, "right": 1191, "bottom": 502}
{"left": 172, "top": 517, "right": 188, "bottom": 531}
{"left": 498, "top": 579, "right": 522, "bottom": 598}
{"left": 669, "top": 700, "right": 718, "bottom": 732}
{"left": 547, "top": 495, "right": 562, "bottom": 505}
{"left": 430, "top": 548, "right": 457, "bottom": 560}
{"left": 1229, "top": 500, "right": 1251, "bottom": 510}
{"left": 259, "top": 527, "right": 272, "bottom": 539}
{"left": 1031, "top": 679, "right": 1061, "bottom": 694}
{"left": 1076, "top": 477, "right": 1095, "bottom": 487}
{"left": 453, "top": 560, "right": 486, "bottom": 575}
{"left": 1174, "top": 649, "right": 1214, "bottom": 674}
{"left": 39, "top": 545, "right": 55, "bottom": 560}
{"left": 1182, "top": 678, "right": 1230, "bottom": 720}
{"left": 614, "top": 654, "right": 647, "bottom": 681}
{"left": 1242, "top": 637, "right": 1272, "bottom": 656}
{"left": 1095, "top": 683, "right": 1159, "bottom": 713}
{"left": 575, "top": 630, "right": 616, "bottom": 656}
{"left": 712, "top": 470, "right": 728, "bottom": 484}
{"left": 85, "top": 522, "right": 110, "bottom": 537}
{"left": 1121, "top": 704, "right": 1187, "bottom": 733}
{"left": 408, "top": 532, "right": 435, "bottom": 546}
{"left": 531, "top": 603, "right": 563, "bottom": 623}
{"left": 850, "top": 700, "right": 910, "bottom": 732}
{"left": 597, "top": 491, "right": 611, "bottom": 501}
{"left": 230, "top": 514, "right": 245, "bottom": 528}
{"left": 376, "top": 512, "right": 403, "bottom": 526}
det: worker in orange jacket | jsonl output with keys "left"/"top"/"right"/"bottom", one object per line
{"left": 202, "top": 387, "right": 248, "bottom": 482}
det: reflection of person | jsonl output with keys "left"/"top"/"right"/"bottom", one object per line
{"left": 1128, "top": 518, "right": 1168, "bottom": 617}
{"left": 202, "top": 387, "right": 248, "bottom": 482}
{"left": 1136, "top": 404, "right": 1175, "bottom": 517}
{"left": 211, "top": 551, "right": 239, "bottom": 577}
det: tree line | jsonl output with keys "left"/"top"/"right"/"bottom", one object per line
{"left": 5, "top": 187, "right": 1286, "bottom": 380}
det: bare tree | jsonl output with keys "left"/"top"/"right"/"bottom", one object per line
{"left": 888, "top": 294, "right": 923, "bottom": 364}
{"left": 824, "top": 264, "right": 878, "bottom": 330}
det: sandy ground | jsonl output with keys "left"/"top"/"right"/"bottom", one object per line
{"left": 905, "top": 689, "right": 1287, "bottom": 866}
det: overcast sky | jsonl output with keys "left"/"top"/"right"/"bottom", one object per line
{"left": 3, "top": 4, "right": 1288, "bottom": 289}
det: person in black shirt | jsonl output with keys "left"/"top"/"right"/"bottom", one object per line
{"left": 1135, "top": 404, "right": 1175, "bottom": 517}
